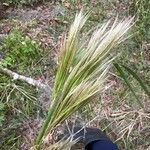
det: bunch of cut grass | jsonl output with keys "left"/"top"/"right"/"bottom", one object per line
{"left": 35, "top": 11, "right": 133, "bottom": 149}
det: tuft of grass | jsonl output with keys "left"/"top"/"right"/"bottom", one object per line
{"left": 0, "top": 78, "right": 39, "bottom": 149}
{"left": 35, "top": 11, "right": 132, "bottom": 149}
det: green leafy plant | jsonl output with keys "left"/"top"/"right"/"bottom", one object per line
{"left": 35, "top": 11, "right": 132, "bottom": 149}
{"left": 1, "top": 28, "right": 41, "bottom": 69}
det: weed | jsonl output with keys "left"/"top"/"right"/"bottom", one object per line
{"left": 1, "top": 28, "right": 41, "bottom": 71}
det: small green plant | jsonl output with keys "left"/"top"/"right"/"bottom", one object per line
{"left": 35, "top": 11, "right": 132, "bottom": 149}
{"left": 1, "top": 28, "right": 41, "bottom": 70}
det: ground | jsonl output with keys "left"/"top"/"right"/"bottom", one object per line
{"left": 0, "top": 0, "right": 150, "bottom": 150}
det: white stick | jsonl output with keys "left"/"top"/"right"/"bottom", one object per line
{"left": 0, "top": 66, "right": 50, "bottom": 90}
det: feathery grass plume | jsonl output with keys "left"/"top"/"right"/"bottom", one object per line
{"left": 35, "top": 11, "right": 133, "bottom": 149}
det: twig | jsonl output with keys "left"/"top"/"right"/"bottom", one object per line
{"left": 0, "top": 66, "right": 50, "bottom": 90}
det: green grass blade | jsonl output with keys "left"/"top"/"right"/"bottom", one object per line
{"left": 122, "top": 65, "right": 150, "bottom": 99}
{"left": 113, "top": 63, "right": 144, "bottom": 108}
